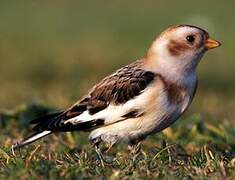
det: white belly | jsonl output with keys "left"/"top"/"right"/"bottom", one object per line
{"left": 88, "top": 81, "right": 193, "bottom": 145}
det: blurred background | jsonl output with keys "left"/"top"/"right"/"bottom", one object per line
{"left": 0, "top": 0, "right": 234, "bottom": 121}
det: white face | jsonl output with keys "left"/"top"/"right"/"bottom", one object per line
{"left": 148, "top": 25, "right": 210, "bottom": 75}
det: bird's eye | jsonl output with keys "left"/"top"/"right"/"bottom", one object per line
{"left": 186, "top": 35, "right": 195, "bottom": 43}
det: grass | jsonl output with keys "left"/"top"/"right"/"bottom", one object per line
{"left": 0, "top": 103, "right": 234, "bottom": 179}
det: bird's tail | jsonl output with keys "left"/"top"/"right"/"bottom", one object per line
{"left": 12, "top": 111, "right": 64, "bottom": 149}
{"left": 12, "top": 130, "right": 52, "bottom": 149}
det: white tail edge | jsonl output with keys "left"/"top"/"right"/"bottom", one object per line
{"left": 12, "top": 130, "right": 52, "bottom": 150}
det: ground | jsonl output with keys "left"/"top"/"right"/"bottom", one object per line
{"left": 0, "top": 103, "right": 234, "bottom": 179}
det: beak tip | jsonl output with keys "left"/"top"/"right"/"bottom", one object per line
{"left": 206, "top": 38, "right": 221, "bottom": 50}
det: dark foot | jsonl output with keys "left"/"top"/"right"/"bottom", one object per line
{"left": 94, "top": 145, "right": 105, "bottom": 167}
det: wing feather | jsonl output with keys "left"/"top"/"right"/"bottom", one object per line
{"left": 31, "top": 59, "right": 156, "bottom": 132}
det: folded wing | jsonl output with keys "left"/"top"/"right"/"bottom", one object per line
{"left": 31, "top": 60, "right": 156, "bottom": 132}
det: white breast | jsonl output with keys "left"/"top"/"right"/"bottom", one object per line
{"left": 82, "top": 72, "right": 197, "bottom": 145}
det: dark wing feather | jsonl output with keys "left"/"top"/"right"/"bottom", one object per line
{"left": 31, "top": 60, "right": 156, "bottom": 132}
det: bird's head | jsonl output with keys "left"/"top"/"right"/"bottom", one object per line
{"left": 146, "top": 25, "right": 221, "bottom": 79}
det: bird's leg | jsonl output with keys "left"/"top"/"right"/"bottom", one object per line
{"left": 104, "top": 137, "right": 118, "bottom": 153}
{"left": 104, "top": 141, "right": 115, "bottom": 153}
{"left": 127, "top": 142, "right": 142, "bottom": 166}
{"left": 91, "top": 137, "right": 110, "bottom": 167}
{"left": 94, "top": 144, "right": 105, "bottom": 168}
{"left": 128, "top": 141, "right": 142, "bottom": 155}
{"left": 162, "top": 140, "right": 172, "bottom": 164}
{"left": 128, "top": 141, "right": 142, "bottom": 162}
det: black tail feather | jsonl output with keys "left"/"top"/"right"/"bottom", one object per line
{"left": 12, "top": 111, "right": 64, "bottom": 149}
{"left": 30, "top": 111, "right": 65, "bottom": 132}
{"left": 30, "top": 111, "right": 63, "bottom": 124}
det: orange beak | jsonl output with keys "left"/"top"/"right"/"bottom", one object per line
{"left": 205, "top": 37, "right": 221, "bottom": 50}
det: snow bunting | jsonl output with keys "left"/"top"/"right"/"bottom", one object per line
{"left": 13, "top": 25, "right": 220, "bottom": 151}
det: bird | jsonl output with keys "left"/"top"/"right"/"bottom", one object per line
{"left": 12, "top": 24, "right": 221, "bottom": 153}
